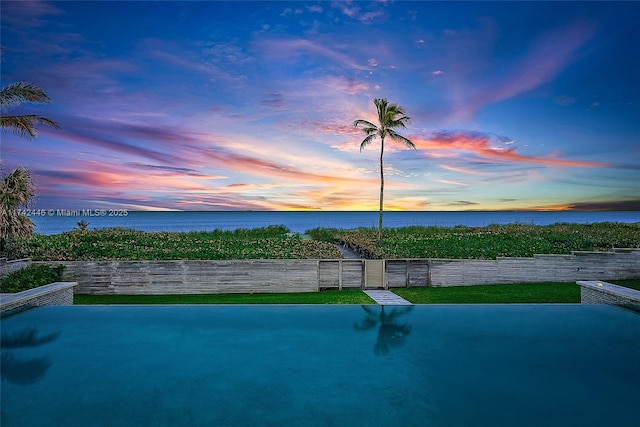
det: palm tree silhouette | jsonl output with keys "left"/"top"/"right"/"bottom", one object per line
{"left": 354, "top": 98, "right": 415, "bottom": 247}
{"left": 1, "top": 328, "right": 60, "bottom": 385}
{"left": 354, "top": 305, "right": 414, "bottom": 356}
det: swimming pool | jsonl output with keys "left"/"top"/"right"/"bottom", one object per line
{"left": 1, "top": 304, "right": 639, "bottom": 426}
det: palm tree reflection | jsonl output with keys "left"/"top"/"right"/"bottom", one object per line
{"left": 355, "top": 305, "right": 414, "bottom": 356}
{"left": 1, "top": 328, "right": 60, "bottom": 385}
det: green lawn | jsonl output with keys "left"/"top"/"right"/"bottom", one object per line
{"left": 392, "top": 282, "right": 581, "bottom": 304}
{"left": 73, "top": 279, "right": 640, "bottom": 305}
{"left": 74, "top": 289, "right": 374, "bottom": 305}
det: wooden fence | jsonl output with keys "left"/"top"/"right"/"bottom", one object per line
{"left": 42, "top": 248, "right": 639, "bottom": 295}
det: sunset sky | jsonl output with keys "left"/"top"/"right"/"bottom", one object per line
{"left": 2, "top": 0, "right": 639, "bottom": 211}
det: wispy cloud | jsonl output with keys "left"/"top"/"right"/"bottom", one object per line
{"left": 258, "top": 38, "right": 369, "bottom": 71}
{"left": 0, "top": 0, "right": 63, "bottom": 28}
{"left": 444, "top": 19, "right": 597, "bottom": 121}
{"left": 261, "top": 93, "right": 286, "bottom": 109}
{"left": 414, "top": 130, "right": 607, "bottom": 168}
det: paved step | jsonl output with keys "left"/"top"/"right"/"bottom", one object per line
{"left": 364, "top": 290, "right": 413, "bottom": 305}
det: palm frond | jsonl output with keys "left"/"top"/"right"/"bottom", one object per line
{"left": 0, "top": 115, "right": 60, "bottom": 139}
{"left": 387, "top": 129, "right": 416, "bottom": 149}
{"left": 359, "top": 134, "right": 378, "bottom": 152}
{"left": 0, "top": 209, "right": 35, "bottom": 240}
{"left": 1, "top": 166, "right": 36, "bottom": 240}
{"left": 1, "top": 166, "right": 35, "bottom": 209}
{"left": 354, "top": 119, "right": 377, "bottom": 129}
{"left": 0, "top": 82, "right": 52, "bottom": 109}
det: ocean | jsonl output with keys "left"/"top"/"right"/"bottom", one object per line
{"left": 24, "top": 210, "right": 640, "bottom": 235}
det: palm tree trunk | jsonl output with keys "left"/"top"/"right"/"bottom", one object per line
{"left": 378, "top": 137, "right": 385, "bottom": 247}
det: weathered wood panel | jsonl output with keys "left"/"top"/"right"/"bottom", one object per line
{"left": 408, "top": 260, "right": 429, "bottom": 287}
{"left": 318, "top": 260, "right": 340, "bottom": 289}
{"left": 340, "top": 260, "right": 364, "bottom": 289}
{"left": 386, "top": 260, "right": 409, "bottom": 288}
{"left": 429, "top": 259, "right": 499, "bottom": 287}
{"left": 385, "top": 260, "right": 429, "bottom": 288}
{"left": 59, "top": 260, "right": 319, "bottom": 295}
{"left": 34, "top": 248, "right": 640, "bottom": 294}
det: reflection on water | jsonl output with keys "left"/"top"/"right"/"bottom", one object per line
{"left": 355, "top": 305, "right": 414, "bottom": 356}
{"left": 1, "top": 328, "right": 60, "bottom": 385}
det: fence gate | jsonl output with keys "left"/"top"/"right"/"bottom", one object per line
{"left": 364, "top": 259, "right": 385, "bottom": 289}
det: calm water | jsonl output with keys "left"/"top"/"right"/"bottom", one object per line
{"left": 28, "top": 210, "right": 640, "bottom": 235}
{"left": 1, "top": 304, "right": 639, "bottom": 426}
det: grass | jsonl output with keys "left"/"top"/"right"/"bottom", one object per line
{"left": 73, "top": 289, "right": 374, "bottom": 305}
{"left": 7, "top": 226, "right": 342, "bottom": 261}
{"left": 392, "top": 282, "right": 581, "bottom": 304}
{"left": 314, "top": 222, "right": 640, "bottom": 259}
{"left": 73, "top": 279, "right": 640, "bottom": 305}
{"left": 8, "top": 222, "right": 639, "bottom": 261}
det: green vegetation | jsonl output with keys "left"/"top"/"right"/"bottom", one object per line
{"left": 74, "top": 289, "right": 374, "bottom": 305}
{"left": 392, "top": 282, "right": 581, "bottom": 304}
{"left": 8, "top": 226, "right": 342, "bottom": 261}
{"left": 310, "top": 222, "right": 640, "bottom": 259}
{"left": 0, "top": 263, "right": 64, "bottom": 293}
{"left": 7, "top": 222, "right": 639, "bottom": 262}
{"left": 77, "top": 280, "right": 640, "bottom": 305}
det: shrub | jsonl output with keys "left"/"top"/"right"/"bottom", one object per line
{"left": 9, "top": 226, "right": 342, "bottom": 261}
{"left": 325, "top": 222, "right": 640, "bottom": 259}
{"left": 0, "top": 264, "right": 65, "bottom": 293}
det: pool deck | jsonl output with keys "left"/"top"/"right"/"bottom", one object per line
{"left": 364, "top": 290, "right": 413, "bottom": 305}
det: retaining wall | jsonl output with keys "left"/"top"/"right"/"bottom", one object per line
{"left": 0, "top": 282, "right": 77, "bottom": 314}
{"left": 0, "top": 258, "right": 32, "bottom": 277}
{"left": 429, "top": 249, "right": 640, "bottom": 286}
{"left": 40, "top": 248, "right": 639, "bottom": 294}
{"left": 56, "top": 260, "right": 320, "bottom": 295}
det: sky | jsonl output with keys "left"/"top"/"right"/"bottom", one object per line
{"left": 1, "top": 0, "right": 639, "bottom": 212}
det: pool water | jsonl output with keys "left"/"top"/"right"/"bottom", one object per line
{"left": 1, "top": 304, "right": 639, "bottom": 426}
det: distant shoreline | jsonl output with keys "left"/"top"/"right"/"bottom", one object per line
{"left": 27, "top": 210, "right": 640, "bottom": 236}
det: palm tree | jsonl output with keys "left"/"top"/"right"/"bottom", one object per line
{"left": 0, "top": 166, "right": 35, "bottom": 249}
{"left": 354, "top": 98, "right": 415, "bottom": 247}
{"left": 0, "top": 80, "right": 59, "bottom": 250}
{"left": 1, "top": 81, "right": 60, "bottom": 138}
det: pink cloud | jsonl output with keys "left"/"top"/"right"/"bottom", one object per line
{"left": 414, "top": 131, "right": 607, "bottom": 168}
{"left": 489, "top": 19, "right": 597, "bottom": 103}
{"left": 444, "top": 19, "right": 597, "bottom": 121}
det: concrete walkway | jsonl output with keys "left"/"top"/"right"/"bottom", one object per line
{"left": 364, "top": 290, "right": 413, "bottom": 305}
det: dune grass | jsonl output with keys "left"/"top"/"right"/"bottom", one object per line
{"left": 7, "top": 226, "right": 342, "bottom": 261}
{"left": 8, "top": 222, "right": 639, "bottom": 261}
{"left": 310, "top": 222, "right": 640, "bottom": 259}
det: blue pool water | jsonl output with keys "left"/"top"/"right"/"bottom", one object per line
{"left": 1, "top": 304, "right": 639, "bottom": 426}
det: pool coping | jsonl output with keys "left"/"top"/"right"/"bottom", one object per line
{"left": 577, "top": 280, "right": 640, "bottom": 312}
{"left": 0, "top": 282, "right": 78, "bottom": 314}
